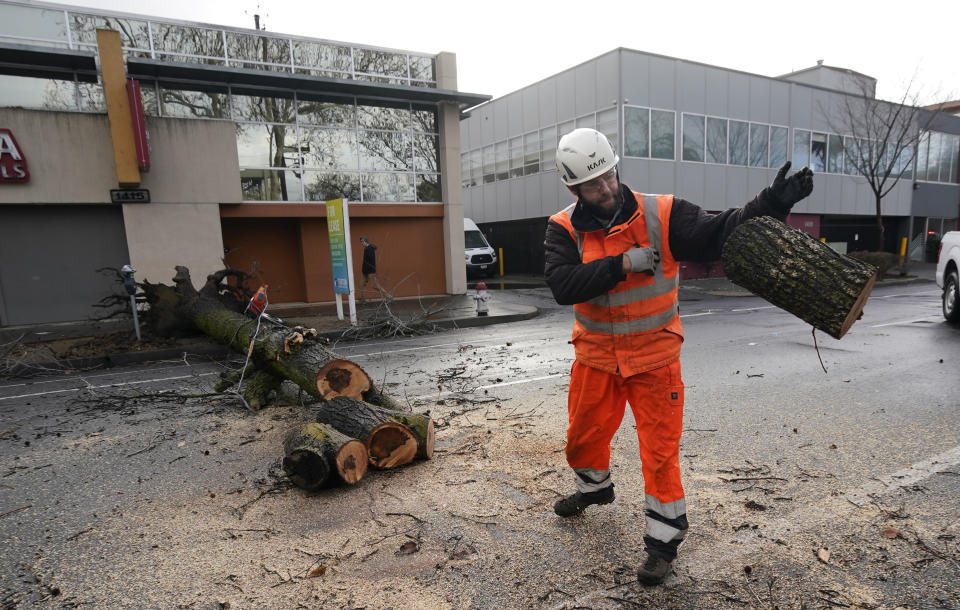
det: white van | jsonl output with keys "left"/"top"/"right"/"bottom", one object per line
{"left": 464, "top": 218, "right": 497, "bottom": 278}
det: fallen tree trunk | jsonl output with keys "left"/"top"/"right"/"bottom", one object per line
{"left": 145, "top": 267, "right": 371, "bottom": 401}
{"left": 282, "top": 422, "right": 368, "bottom": 489}
{"left": 721, "top": 216, "right": 878, "bottom": 339}
{"left": 311, "top": 397, "right": 427, "bottom": 469}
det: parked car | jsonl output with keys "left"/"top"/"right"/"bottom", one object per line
{"left": 935, "top": 230, "right": 960, "bottom": 324}
{"left": 464, "top": 218, "right": 497, "bottom": 278}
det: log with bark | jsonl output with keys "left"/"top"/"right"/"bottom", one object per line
{"left": 282, "top": 422, "right": 368, "bottom": 489}
{"left": 721, "top": 216, "right": 878, "bottom": 339}
{"left": 309, "top": 396, "right": 434, "bottom": 469}
{"left": 143, "top": 266, "right": 372, "bottom": 401}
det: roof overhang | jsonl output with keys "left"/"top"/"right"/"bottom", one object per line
{"left": 126, "top": 57, "right": 490, "bottom": 107}
{"left": 0, "top": 43, "right": 98, "bottom": 82}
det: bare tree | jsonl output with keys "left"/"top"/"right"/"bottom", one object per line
{"left": 822, "top": 78, "right": 947, "bottom": 250}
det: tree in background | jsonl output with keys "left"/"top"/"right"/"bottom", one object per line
{"left": 823, "top": 77, "right": 948, "bottom": 251}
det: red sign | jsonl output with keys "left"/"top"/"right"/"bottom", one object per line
{"left": 126, "top": 79, "right": 150, "bottom": 171}
{"left": 0, "top": 128, "right": 29, "bottom": 183}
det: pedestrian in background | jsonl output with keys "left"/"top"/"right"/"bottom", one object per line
{"left": 359, "top": 236, "right": 389, "bottom": 300}
{"left": 544, "top": 128, "right": 813, "bottom": 585}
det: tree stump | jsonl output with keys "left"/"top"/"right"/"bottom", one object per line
{"left": 282, "top": 422, "right": 368, "bottom": 490}
{"left": 721, "top": 216, "right": 878, "bottom": 339}
{"left": 311, "top": 397, "right": 419, "bottom": 469}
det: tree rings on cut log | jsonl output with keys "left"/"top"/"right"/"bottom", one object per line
{"left": 367, "top": 423, "right": 418, "bottom": 469}
{"left": 282, "top": 422, "right": 368, "bottom": 489}
{"left": 386, "top": 411, "right": 434, "bottom": 460}
{"left": 721, "top": 216, "right": 878, "bottom": 339}
{"left": 316, "top": 359, "right": 370, "bottom": 400}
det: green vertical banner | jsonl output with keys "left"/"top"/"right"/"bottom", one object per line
{"left": 326, "top": 198, "right": 351, "bottom": 295}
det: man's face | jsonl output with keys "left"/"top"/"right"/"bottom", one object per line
{"left": 575, "top": 168, "right": 621, "bottom": 215}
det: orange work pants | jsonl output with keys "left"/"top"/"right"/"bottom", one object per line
{"left": 565, "top": 359, "right": 685, "bottom": 506}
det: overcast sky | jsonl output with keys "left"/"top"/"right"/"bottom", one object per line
{"left": 51, "top": 0, "right": 959, "bottom": 106}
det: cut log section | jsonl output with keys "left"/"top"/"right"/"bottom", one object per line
{"left": 384, "top": 410, "right": 434, "bottom": 460}
{"left": 316, "top": 359, "right": 370, "bottom": 400}
{"left": 282, "top": 422, "right": 368, "bottom": 490}
{"left": 312, "top": 397, "right": 419, "bottom": 469}
{"left": 721, "top": 216, "right": 878, "bottom": 339}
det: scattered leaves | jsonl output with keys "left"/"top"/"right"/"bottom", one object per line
{"left": 397, "top": 541, "right": 420, "bottom": 555}
{"left": 816, "top": 547, "right": 831, "bottom": 563}
{"left": 881, "top": 526, "right": 901, "bottom": 539}
{"left": 308, "top": 566, "right": 327, "bottom": 578}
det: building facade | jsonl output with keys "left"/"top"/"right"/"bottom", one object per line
{"left": 0, "top": 0, "right": 488, "bottom": 326}
{"left": 460, "top": 49, "right": 960, "bottom": 276}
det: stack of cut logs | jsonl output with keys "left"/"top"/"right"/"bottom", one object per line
{"left": 147, "top": 267, "right": 434, "bottom": 492}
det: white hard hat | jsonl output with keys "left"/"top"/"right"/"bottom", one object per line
{"left": 555, "top": 128, "right": 620, "bottom": 186}
{"left": 121, "top": 264, "right": 136, "bottom": 273}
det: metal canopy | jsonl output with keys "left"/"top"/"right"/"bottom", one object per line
{"left": 126, "top": 57, "right": 490, "bottom": 107}
{"left": 0, "top": 43, "right": 98, "bottom": 82}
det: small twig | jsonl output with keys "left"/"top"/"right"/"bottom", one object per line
{"left": 0, "top": 504, "right": 32, "bottom": 518}
{"left": 812, "top": 328, "right": 828, "bottom": 373}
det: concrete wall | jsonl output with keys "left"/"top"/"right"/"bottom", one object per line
{"left": 436, "top": 51, "right": 467, "bottom": 295}
{"left": 0, "top": 108, "right": 238, "bottom": 290}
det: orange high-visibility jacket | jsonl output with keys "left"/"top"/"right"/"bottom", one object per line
{"left": 549, "top": 193, "right": 681, "bottom": 377}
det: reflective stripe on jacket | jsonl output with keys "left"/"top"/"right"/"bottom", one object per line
{"left": 549, "top": 193, "right": 682, "bottom": 376}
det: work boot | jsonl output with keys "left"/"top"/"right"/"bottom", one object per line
{"left": 553, "top": 485, "right": 614, "bottom": 517}
{"left": 636, "top": 551, "right": 674, "bottom": 586}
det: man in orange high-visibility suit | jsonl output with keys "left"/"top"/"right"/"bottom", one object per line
{"left": 544, "top": 128, "right": 813, "bottom": 585}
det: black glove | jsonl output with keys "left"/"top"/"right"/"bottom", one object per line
{"left": 767, "top": 161, "right": 814, "bottom": 213}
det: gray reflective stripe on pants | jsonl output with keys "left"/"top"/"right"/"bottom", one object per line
{"left": 645, "top": 516, "right": 688, "bottom": 543}
{"left": 575, "top": 303, "right": 679, "bottom": 334}
{"left": 646, "top": 494, "right": 686, "bottom": 520}
{"left": 573, "top": 468, "right": 611, "bottom": 493}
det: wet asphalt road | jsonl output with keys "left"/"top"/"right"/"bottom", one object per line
{"left": 0, "top": 280, "right": 957, "bottom": 608}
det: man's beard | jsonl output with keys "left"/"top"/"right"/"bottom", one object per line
{"left": 584, "top": 188, "right": 623, "bottom": 221}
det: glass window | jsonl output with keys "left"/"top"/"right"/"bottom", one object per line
{"left": 495, "top": 141, "right": 509, "bottom": 180}
{"left": 508, "top": 135, "right": 523, "bottom": 178}
{"left": 152, "top": 23, "right": 224, "bottom": 57}
{"left": 624, "top": 106, "right": 649, "bottom": 157}
{"left": 461, "top": 152, "right": 470, "bottom": 189}
{"left": 70, "top": 14, "right": 149, "bottom": 48}
{"left": 236, "top": 123, "right": 296, "bottom": 167}
{"left": 409, "top": 56, "right": 435, "bottom": 82}
{"left": 938, "top": 132, "right": 956, "bottom": 183}
{"left": 540, "top": 126, "right": 557, "bottom": 171}
{"left": 416, "top": 174, "right": 441, "bottom": 202}
{"left": 298, "top": 126, "right": 357, "bottom": 170}
{"left": 793, "top": 129, "right": 811, "bottom": 167}
{"left": 160, "top": 86, "right": 228, "bottom": 118}
{"left": 232, "top": 92, "right": 295, "bottom": 123}
{"left": 651, "top": 110, "right": 675, "bottom": 160}
{"left": 482, "top": 145, "right": 495, "bottom": 183}
{"left": 76, "top": 81, "right": 105, "bottom": 112}
{"left": 362, "top": 172, "right": 415, "bottom": 202}
{"left": 0, "top": 75, "right": 76, "bottom": 111}
{"left": 302, "top": 171, "right": 361, "bottom": 202}
{"left": 706, "top": 117, "right": 727, "bottom": 164}
{"left": 292, "top": 41, "right": 352, "bottom": 75}
{"left": 728, "top": 120, "right": 748, "bottom": 166}
{"left": 140, "top": 82, "right": 158, "bottom": 116}
{"left": 749, "top": 123, "right": 768, "bottom": 167}
{"left": 354, "top": 49, "right": 407, "bottom": 78}
{"left": 843, "top": 137, "right": 858, "bottom": 175}
{"left": 895, "top": 143, "right": 913, "bottom": 180}
{"left": 357, "top": 104, "right": 410, "bottom": 131}
{"left": 770, "top": 126, "right": 788, "bottom": 168}
{"left": 358, "top": 130, "right": 410, "bottom": 171}
{"left": 412, "top": 108, "right": 437, "bottom": 133}
{"left": 925, "top": 132, "right": 941, "bottom": 181}
{"left": 596, "top": 108, "right": 618, "bottom": 153}
{"left": 226, "top": 31, "right": 290, "bottom": 64}
{"left": 828, "top": 134, "right": 843, "bottom": 174}
{"left": 469, "top": 150, "right": 483, "bottom": 186}
{"left": 575, "top": 114, "right": 595, "bottom": 130}
{"left": 412, "top": 134, "right": 439, "bottom": 173}
{"left": 0, "top": 4, "right": 68, "bottom": 41}
{"left": 916, "top": 133, "right": 930, "bottom": 180}
{"left": 682, "top": 114, "right": 705, "bottom": 162}
{"left": 810, "top": 132, "right": 827, "bottom": 172}
{"left": 949, "top": 134, "right": 959, "bottom": 183}
{"left": 523, "top": 131, "right": 539, "bottom": 175}
{"left": 241, "top": 168, "right": 303, "bottom": 201}
{"left": 297, "top": 97, "right": 355, "bottom": 127}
